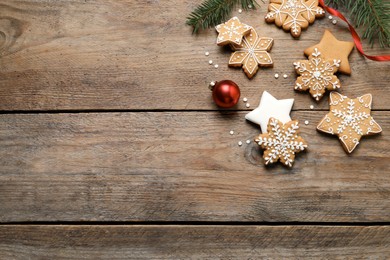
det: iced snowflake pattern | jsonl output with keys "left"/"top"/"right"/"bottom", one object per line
{"left": 294, "top": 48, "right": 341, "bottom": 101}
{"left": 215, "top": 17, "right": 251, "bottom": 46}
{"left": 317, "top": 92, "right": 382, "bottom": 153}
{"left": 265, "top": 0, "right": 325, "bottom": 37}
{"left": 255, "top": 118, "right": 307, "bottom": 167}
{"left": 228, "top": 28, "right": 273, "bottom": 78}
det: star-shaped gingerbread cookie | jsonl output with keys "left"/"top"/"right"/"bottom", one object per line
{"left": 294, "top": 48, "right": 341, "bottom": 101}
{"left": 215, "top": 17, "right": 251, "bottom": 46}
{"left": 304, "top": 30, "right": 354, "bottom": 75}
{"left": 228, "top": 28, "right": 273, "bottom": 78}
{"left": 265, "top": 0, "right": 325, "bottom": 38}
{"left": 255, "top": 118, "right": 308, "bottom": 167}
{"left": 317, "top": 92, "right": 382, "bottom": 153}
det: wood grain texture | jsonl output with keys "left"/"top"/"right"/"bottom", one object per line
{"left": 0, "top": 225, "right": 389, "bottom": 259}
{"left": 1, "top": 111, "right": 388, "bottom": 222}
{"left": 0, "top": 0, "right": 389, "bottom": 111}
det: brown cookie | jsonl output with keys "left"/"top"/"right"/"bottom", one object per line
{"left": 294, "top": 48, "right": 341, "bottom": 101}
{"left": 215, "top": 17, "right": 251, "bottom": 46}
{"left": 304, "top": 30, "right": 354, "bottom": 75}
{"left": 265, "top": 0, "right": 325, "bottom": 38}
{"left": 317, "top": 92, "right": 382, "bottom": 153}
{"left": 255, "top": 117, "right": 308, "bottom": 167}
{"left": 228, "top": 28, "right": 273, "bottom": 78}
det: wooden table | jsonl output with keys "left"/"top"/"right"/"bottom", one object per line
{"left": 1, "top": 0, "right": 389, "bottom": 258}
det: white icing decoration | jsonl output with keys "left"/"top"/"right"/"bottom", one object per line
{"left": 245, "top": 91, "right": 294, "bottom": 133}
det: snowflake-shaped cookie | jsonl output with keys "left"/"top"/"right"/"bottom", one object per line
{"left": 228, "top": 28, "right": 273, "bottom": 78}
{"left": 265, "top": 0, "right": 325, "bottom": 38}
{"left": 255, "top": 118, "right": 307, "bottom": 167}
{"left": 317, "top": 92, "right": 382, "bottom": 153}
{"left": 294, "top": 48, "right": 341, "bottom": 101}
{"left": 215, "top": 17, "right": 252, "bottom": 46}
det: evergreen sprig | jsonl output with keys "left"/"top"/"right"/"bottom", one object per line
{"left": 326, "top": 0, "right": 389, "bottom": 47}
{"left": 186, "top": 0, "right": 259, "bottom": 34}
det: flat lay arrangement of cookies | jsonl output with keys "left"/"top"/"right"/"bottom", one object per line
{"left": 0, "top": 0, "right": 389, "bottom": 258}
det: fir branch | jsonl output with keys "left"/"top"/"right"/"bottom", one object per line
{"left": 186, "top": 0, "right": 259, "bottom": 34}
{"left": 325, "top": 0, "right": 390, "bottom": 47}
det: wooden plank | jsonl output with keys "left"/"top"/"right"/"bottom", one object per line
{"left": 0, "top": 111, "right": 388, "bottom": 222}
{"left": 0, "top": 0, "right": 389, "bottom": 111}
{"left": 0, "top": 225, "right": 389, "bottom": 259}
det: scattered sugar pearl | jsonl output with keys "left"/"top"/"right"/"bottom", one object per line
{"left": 214, "top": 64, "right": 219, "bottom": 68}
{"left": 246, "top": 140, "right": 251, "bottom": 144}
{"left": 332, "top": 20, "right": 337, "bottom": 25}
{"left": 245, "top": 103, "right": 250, "bottom": 108}
{"left": 230, "top": 130, "right": 234, "bottom": 135}
{"left": 238, "top": 9, "right": 243, "bottom": 13}
{"left": 328, "top": 15, "right": 333, "bottom": 20}
{"left": 248, "top": 4, "right": 252, "bottom": 9}
{"left": 205, "top": 51, "right": 209, "bottom": 56}
{"left": 283, "top": 74, "right": 288, "bottom": 79}
{"left": 274, "top": 73, "right": 279, "bottom": 79}
{"left": 310, "top": 105, "right": 314, "bottom": 109}
{"left": 243, "top": 97, "right": 248, "bottom": 102}
{"left": 209, "top": 60, "right": 213, "bottom": 65}
{"left": 304, "top": 120, "right": 309, "bottom": 125}
{"left": 238, "top": 141, "right": 243, "bottom": 146}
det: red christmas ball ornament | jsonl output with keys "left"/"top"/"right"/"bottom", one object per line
{"left": 211, "top": 80, "right": 241, "bottom": 108}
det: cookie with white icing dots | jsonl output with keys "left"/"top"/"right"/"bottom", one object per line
{"left": 317, "top": 92, "right": 382, "bottom": 153}
{"left": 215, "top": 17, "right": 251, "bottom": 46}
{"left": 294, "top": 48, "right": 341, "bottom": 101}
{"left": 265, "top": 0, "right": 325, "bottom": 38}
{"left": 228, "top": 28, "right": 274, "bottom": 78}
{"left": 255, "top": 118, "right": 308, "bottom": 167}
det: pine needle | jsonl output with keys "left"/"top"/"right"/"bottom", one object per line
{"left": 326, "top": 0, "right": 390, "bottom": 48}
{"left": 186, "top": 0, "right": 259, "bottom": 34}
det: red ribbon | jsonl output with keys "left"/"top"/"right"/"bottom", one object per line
{"left": 318, "top": 0, "right": 390, "bottom": 61}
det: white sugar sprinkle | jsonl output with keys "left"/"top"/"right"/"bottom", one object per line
{"left": 283, "top": 74, "right": 288, "bottom": 79}
{"left": 245, "top": 103, "right": 250, "bottom": 108}
{"left": 209, "top": 60, "right": 213, "bottom": 65}
{"left": 214, "top": 64, "right": 219, "bottom": 68}
{"left": 328, "top": 15, "right": 333, "bottom": 20}
{"left": 210, "top": 81, "right": 216, "bottom": 87}
{"left": 243, "top": 97, "right": 248, "bottom": 102}
{"left": 248, "top": 4, "right": 252, "bottom": 9}
{"left": 305, "top": 120, "right": 309, "bottom": 125}
{"left": 230, "top": 130, "right": 234, "bottom": 135}
{"left": 238, "top": 141, "right": 243, "bottom": 146}
{"left": 238, "top": 9, "right": 242, "bottom": 13}
{"left": 332, "top": 20, "right": 337, "bottom": 25}
{"left": 205, "top": 51, "right": 209, "bottom": 56}
{"left": 310, "top": 105, "right": 314, "bottom": 109}
{"left": 274, "top": 73, "right": 279, "bottom": 79}
{"left": 246, "top": 140, "right": 251, "bottom": 144}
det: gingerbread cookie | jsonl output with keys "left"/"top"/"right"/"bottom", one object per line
{"left": 317, "top": 92, "right": 382, "bottom": 153}
{"left": 265, "top": 0, "right": 325, "bottom": 38}
{"left": 304, "top": 30, "right": 354, "bottom": 75}
{"left": 215, "top": 17, "right": 251, "bottom": 46}
{"left": 255, "top": 117, "right": 307, "bottom": 167}
{"left": 294, "top": 48, "right": 341, "bottom": 101}
{"left": 228, "top": 28, "right": 273, "bottom": 78}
